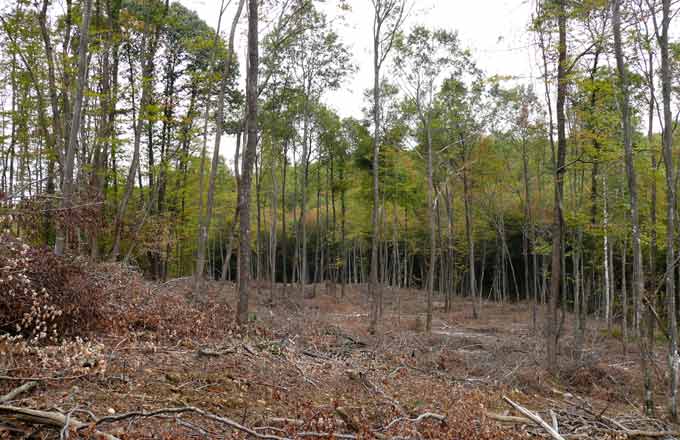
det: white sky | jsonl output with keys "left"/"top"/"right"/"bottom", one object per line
{"left": 183, "top": 0, "right": 537, "bottom": 118}
{"left": 180, "top": 0, "right": 538, "bottom": 164}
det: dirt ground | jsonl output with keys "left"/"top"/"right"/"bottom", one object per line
{"left": 0, "top": 275, "right": 677, "bottom": 439}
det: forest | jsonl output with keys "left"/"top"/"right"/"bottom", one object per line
{"left": 0, "top": 0, "right": 679, "bottom": 438}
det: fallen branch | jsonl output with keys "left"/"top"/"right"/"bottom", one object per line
{"left": 0, "top": 405, "right": 119, "bottom": 440}
{"left": 502, "top": 396, "right": 565, "bottom": 440}
{"left": 0, "top": 381, "right": 38, "bottom": 403}
{"left": 93, "top": 406, "right": 288, "bottom": 440}
{"left": 484, "top": 411, "right": 532, "bottom": 425}
{"left": 380, "top": 412, "right": 447, "bottom": 432}
{"left": 0, "top": 373, "right": 90, "bottom": 382}
{"left": 197, "top": 347, "right": 236, "bottom": 357}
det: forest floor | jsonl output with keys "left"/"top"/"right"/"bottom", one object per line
{"left": 0, "top": 266, "right": 678, "bottom": 439}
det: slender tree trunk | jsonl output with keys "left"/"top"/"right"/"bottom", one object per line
{"left": 281, "top": 139, "right": 288, "bottom": 295}
{"left": 603, "top": 175, "right": 612, "bottom": 332}
{"left": 657, "top": 0, "right": 677, "bottom": 420}
{"left": 55, "top": 0, "right": 92, "bottom": 256}
{"left": 369, "top": 27, "right": 382, "bottom": 334}
{"left": 236, "top": 0, "right": 259, "bottom": 325}
{"left": 522, "top": 132, "right": 531, "bottom": 308}
{"left": 195, "top": 0, "right": 245, "bottom": 289}
{"left": 546, "top": 0, "right": 567, "bottom": 371}
{"left": 426, "top": 121, "right": 434, "bottom": 333}
{"left": 111, "top": 22, "right": 154, "bottom": 259}
{"left": 463, "top": 157, "right": 477, "bottom": 318}
{"left": 270, "top": 148, "right": 278, "bottom": 300}
{"left": 644, "top": 39, "right": 657, "bottom": 416}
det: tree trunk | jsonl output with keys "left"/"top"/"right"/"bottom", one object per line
{"left": 657, "top": 0, "right": 677, "bottom": 420}
{"left": 546, "top": 0, "right": 567, "bottom": 372}
{"left": 603, "top": 175, "right": 611, "bottom": 332}
{"left": 463, "top": 155, "right": 477, "bottom": 318}
{"left": 426, "top": 122, "right": 434, "bottom": 333}
{"left": 369, "top": 24, "right": 382, "bottom": 334}
{"left": 236, "top": 0, "right": 259, "bottom": 325}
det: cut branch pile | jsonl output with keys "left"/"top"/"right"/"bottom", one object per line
{"left": 486, "top": 395, "right": 680, "bottom": 439}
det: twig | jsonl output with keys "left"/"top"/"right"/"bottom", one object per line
{"left": 60, "top": 407, "right": 75, "bottom": 440}
{"left": 0, "top": 373, "right": 90, "bottom": 382}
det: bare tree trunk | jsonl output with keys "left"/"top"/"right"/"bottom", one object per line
{"left": 603, "top": 175, "right": 612, "bottom": 332}
{"left": 656, "top": 0, "right": 677, "bottom": 420}
{"left": 270, "top": 149, "right": 278, "bottom": 301}
{"left": 522, "top": 131, "right": 531, "bottom": 309}
{"left": 426, "top": 122, "right": 434, "bottom": 333}
{"left": 368, "top": 0, "right": 405, "bottom": 333}
{"left": 369, "top": 20, "right": 382, "bottom": 334}
{"left": 546, "top": 0, "right": 567, "bottom": 372}
{"left": 463, "top": 160, "right": 477, "bottom": 318}
{"left": 236, "top": 0, "right": 259, "bottom": 325}
{"left": 644, "top": 33, "right": 657, "bottom": 417}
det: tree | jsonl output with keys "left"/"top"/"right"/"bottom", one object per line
{"left": 612, "top": 0, "right": 650, "bottom": 415}
{"left": 647, "top": 0, "right": 678, "bottom": 419}
{"left": 236, "top": 0, "right": 259, "bottom": 325}
{"left": 194, "top": 0, "right": 244, "bottom": 291}
{"left": 54, "top": 0, "right": 92, "bottom": 256}
{"left": 369, "top": 0, "right": 407, "bottom": 334}
{"left": 547, "top": 0, "right": 568, "bottom": 371}
{"left": 394, "top": 27, "right": 473, "bottom": 332}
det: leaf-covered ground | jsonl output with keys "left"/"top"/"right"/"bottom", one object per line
{"left": 0, "top": 266, "right": 675, "bottom": 439}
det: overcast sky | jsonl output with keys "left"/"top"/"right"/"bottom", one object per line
{"left": 183, "top": 0, "right": 536, "bottom": 116}
{"left": 179, "top": 0, "right": 537, "bottom": 164}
